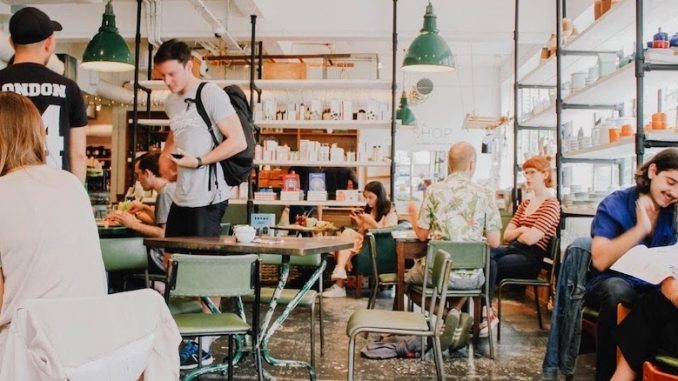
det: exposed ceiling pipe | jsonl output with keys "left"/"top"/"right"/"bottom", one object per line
{"left": 187, "top": 0, "right": 243, "bottom": 53}
{"left": 154, "top": 0, "right": 163, "bottom": 46}
{"left": 94, "top": 79, "right": 167, "bottom": 106}
{"left": 142, "top": 0, "right": 162, "bottom": 47}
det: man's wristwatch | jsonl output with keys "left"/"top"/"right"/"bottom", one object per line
{"left": 196, "top": 157, "right": 204, "bottom": 168}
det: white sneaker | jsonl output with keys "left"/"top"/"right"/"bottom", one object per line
{"left": 331, "top": 267, "right": 348, "bottom": 280}
{"left": 322, "top": 284, "right": 346, "bottom": 298}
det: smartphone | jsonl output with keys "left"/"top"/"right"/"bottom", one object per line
{"left": 171, "top": 153, "right": 184, "bottom": 159}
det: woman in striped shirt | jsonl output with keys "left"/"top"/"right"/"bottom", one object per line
{"left": 483, "top": 155, "right": 561, "bottom": 336}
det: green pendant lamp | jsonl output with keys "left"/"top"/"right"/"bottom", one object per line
{"left": 396, "top": 91, "right": 416, "bottom": 126}
{"left": 402, "top": 1, "right": 455, "bottom": 72}
{"left": 81, "top": 0, "right": 134, "bottom": 72}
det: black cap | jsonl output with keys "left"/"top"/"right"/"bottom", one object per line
{"left": 9, "top": 7, "right": 63, "bottom": 45}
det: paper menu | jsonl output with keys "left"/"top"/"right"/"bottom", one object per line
{"left": 610, "top": 244, "right": 678, "bottom": 285}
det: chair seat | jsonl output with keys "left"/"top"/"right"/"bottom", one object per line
{"left": 174, "top": 312, "right": 250, "bottom": 335}
{"left": 168, "top": 297, "right": 203, "bottom": 315}
{"left": 378, "top": 273, "right": 398, "bottom": 284}
{"left": 498, "top": 278, "right": 549, "bottom": 287}
{"left": 408, "top": 284, "right": 482, "bottom": 296}
{"left": 241, "top": 287, "right": 318, "bottom": 306}
{"left": 346, "top": 310, "right": 428, "bottom": 337}
{"left": 654, "top": 355, "right": 678, "bottom": 373}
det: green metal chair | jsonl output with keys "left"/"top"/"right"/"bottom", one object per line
{"left": 100, "top": 237, "right": 149, "bottom": 291}
{"left": 165, "top": 254, "right": 263, "bottom": 381}
{"left": 497, "top": 236, "right": 560, "bottom": 341}
{"left": 408, "top": 241, "right": 494, "bottom": 359}
{"left": 101, "top": 237, "right": 202, "bottom": 314}
{"left": 364, "top": 231, "right": 398, "bottom": 310}
{"left": 346, "top": 249, "right": 453, "bottom": 381}
{"left": 350, "top": 227, "right": 400, "bottom": 298}
{"left": 242, "top": 253, "right": 324, "bottom": 367}
{"left": 648, "top": 355, "right": 678, "bottom": 378}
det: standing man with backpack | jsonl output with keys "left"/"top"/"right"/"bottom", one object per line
{"left": 154, "top": 39, "right": 247, "bottom": 369}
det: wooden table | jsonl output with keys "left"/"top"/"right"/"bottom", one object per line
{"left": 391, "top": 230, "right": 428, "bottom": 311}
{"left": 144, "top": 235, "right": 352, "bottom": 380}
{"left": 144, "top": 235, "right": 350, "bottom": 256}
{"left": 270, "top": 224, "right": 339, "bottom": 237}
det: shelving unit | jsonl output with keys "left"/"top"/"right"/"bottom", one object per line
{"left": 634, "top": 0, "right": 678, "bottom": 164}
{"left": 563, "top": 137, "right": 634, "bottom": 159}
{"left": 520, "top": 58, "right": 678, "bottom": 128}
{"left": 519, "top": 0, "right": 678, "bottom": 87}
{"left": 128, "top": 11, "right": 397, "bottom": 221}
{"left": 513, "top": 0, "right": 678, "bottom": 222}
{"left": 132, "top": 79, "right": 391, "bottom": 91}
{"left": 254, "top": 160, "right": 390, "bottom": 167}
{"left": 561, "top": 206, "right": 597, "bottom": 217}
{"left": 255, "top": 120, "right": 391, "bottom": 130}
{"left": 228, "top": 199, "right": 362, "bottom": 207}
{"left": 126, "top": 78, "right": 390, "bottom": 211}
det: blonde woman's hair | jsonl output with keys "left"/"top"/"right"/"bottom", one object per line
{"left": 0, "top": 92, "right": 46, "bottom": 176}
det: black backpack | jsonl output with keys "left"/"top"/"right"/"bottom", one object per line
{"left": 194, "top": 82, "right": 257, "bottom": 187}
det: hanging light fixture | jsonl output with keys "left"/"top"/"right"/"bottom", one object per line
{"left": 81, "top": 0, "right": 133, "bottom": 72}
{"left": 396, "top": 91, "right": 417, "bottom": 126}
{"left": 402, "top": 1, "right": 455, "bottom": 72}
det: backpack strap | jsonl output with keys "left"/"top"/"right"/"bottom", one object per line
{"left": 193, "top": 82, "right": 219, "bottom": 192}
{"left": 194, "top": 82, "right": 220, "bottom": 147}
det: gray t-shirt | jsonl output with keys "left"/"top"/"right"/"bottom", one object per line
{"left": 154, "top": 182, "right": 176, "bottom": 225}
{"left": 165, "top": 82, "right": 236, "bottom": 207}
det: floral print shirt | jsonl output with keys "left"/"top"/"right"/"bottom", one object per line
{"left": 418, "top": 173, "right": 502, "bottom": 241}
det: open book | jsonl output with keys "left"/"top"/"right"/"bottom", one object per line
{"left": 611, "top": 244, "right": 678, "bottom": 285}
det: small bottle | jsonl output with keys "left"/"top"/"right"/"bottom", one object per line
{"left": 279, "top": 207, "right": 290, "bottom": 226}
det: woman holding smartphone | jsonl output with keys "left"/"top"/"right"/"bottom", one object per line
{"left": 323, "top": 181, "right": 398, "bottom": 298}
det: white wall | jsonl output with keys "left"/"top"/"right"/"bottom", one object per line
{"left": 394, "top": 66, "right": 502, "bottom": 186}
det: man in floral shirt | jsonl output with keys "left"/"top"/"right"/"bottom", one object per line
{"left": 406, "top": 142, "right": 502, "bottom": 347}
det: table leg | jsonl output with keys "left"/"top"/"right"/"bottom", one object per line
{"left": 393, "top": 242, "right": 406, "bottom": 311}
{"left": 259, "top": 255, "right": 327, "bottom": 381}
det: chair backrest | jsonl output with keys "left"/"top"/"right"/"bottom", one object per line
{"left": 427, "top": 240, "right": 487, "bottom": 270}
{"left": 427, "top": 249, "right": 453, "bottom": 335}
{"left": 167, "top": 254, "right": 259, "bottom": 299}
{"left": 420, "top": 241, "right": 487, "bottom": 310}
{"left": 354, "top": 226, "right": 400, "bottom": 276}
{"left": 100, "top": 237, "right": 148, "bottom": 272}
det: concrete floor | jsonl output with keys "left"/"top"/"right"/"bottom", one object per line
{"left": 195, "top": 288, "right": 596, "bottom": 380}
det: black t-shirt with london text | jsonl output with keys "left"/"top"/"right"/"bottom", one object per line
{"left": 0, "top": 62, "right": 88, "bottom": 171}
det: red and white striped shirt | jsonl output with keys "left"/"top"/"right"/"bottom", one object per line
{"left": 510, "top": 198, "right": 561, "bottom": 252}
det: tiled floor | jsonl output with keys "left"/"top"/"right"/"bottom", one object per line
{"left": 197, "top": 288, "right": 596, "bottom": 380}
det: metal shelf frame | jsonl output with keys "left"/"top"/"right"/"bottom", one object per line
{"left": 634, "top": 0, "right": 678, "bottom": 164}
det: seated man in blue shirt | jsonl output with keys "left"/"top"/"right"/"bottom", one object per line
{"left": 587, "top": 148, "right": 678, "bottom": 381}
